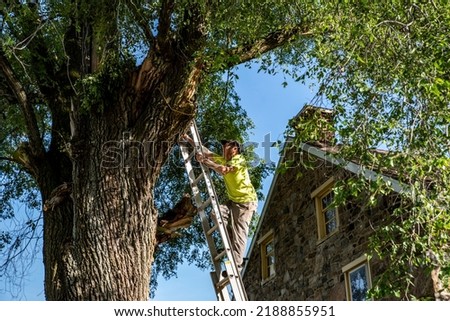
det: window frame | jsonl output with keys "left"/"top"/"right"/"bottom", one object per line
{"left": 257, "top": 230, "right": 275, "bottom": 283}
{"left": 342, "top": 255, "right": 372, "bottom": 301}
{"left": 311, "top": 177, "right": 339, "bottom": 241}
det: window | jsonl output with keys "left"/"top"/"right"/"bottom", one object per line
{"left": 258, "top": 230, "right": 275, "bottom": 282}
{"left": 342, "top": 256, "right": 372, "bottom": 301}
{"left": 311, "top": 177, "right": 339, "bottom": 240}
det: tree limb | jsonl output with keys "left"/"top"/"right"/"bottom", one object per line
{"left": 0, "top": 51, "right": 44, "bottom": 157}
{"left": 156, "top": 193, "right": 197, "bottom": 244}
{"left": 43, "top": 182, "right": 73, "bottom": 212}
{"left": 157, "top": 0, "right": 175, "bottom": 51}
{"left": 222, "top": 24, "right": 312, "bottom": 69}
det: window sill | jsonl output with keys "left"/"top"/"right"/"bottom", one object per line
{"left": 316, "top": 228, "right": 339, "bottom": 245}
{"left": 261, "top": 274, "right": 276, "bottom": 286}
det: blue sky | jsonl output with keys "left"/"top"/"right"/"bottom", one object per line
{"left": 0, "top": 65, "right": 317, "bottom": 301}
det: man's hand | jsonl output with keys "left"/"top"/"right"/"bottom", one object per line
{"left": 181, "top": 134, "right": 195, "bottom": 146}
{"left": 195, "top": 153, "right": 205, "bottom": 162}
{"left": 221, "top": 165, "right": 235, "bottom": 174}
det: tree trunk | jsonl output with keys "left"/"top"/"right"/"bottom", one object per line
{"left": 30, "top": 0, "right": 204, "bottom": 292}
{"left": 69, "top": 141, "right": 157, "bottom": 300}
{"left": 58, "top": 99, "right": 179, "bottom": 299}
{"left": 42, "top": 56, "right": 198, "bottom": 298}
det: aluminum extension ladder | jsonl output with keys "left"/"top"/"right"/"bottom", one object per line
{"left": 179, "top": 121, "right": 248, "bottom": 301}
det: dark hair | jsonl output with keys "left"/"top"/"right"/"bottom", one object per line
{"left": 220, "top": 140, "right": 241, "bottom": 153}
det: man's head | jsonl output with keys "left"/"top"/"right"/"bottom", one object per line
{"left": 220, "top": 140, "right": 241, "bottom": 160}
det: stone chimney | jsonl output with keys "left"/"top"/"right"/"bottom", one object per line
{"left": 289, "top": 105, "right": 335, "bottom": 144}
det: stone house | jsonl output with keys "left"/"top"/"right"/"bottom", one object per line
{"left": 242, "top": 106, "right": 432, "bottom": 301}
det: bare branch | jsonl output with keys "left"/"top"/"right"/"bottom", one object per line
{"left": 0, "top": 51, "right": 45, "bottom": 157}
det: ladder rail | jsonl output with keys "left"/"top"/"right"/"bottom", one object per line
{"left": 179, "top": 121, "right": 248, "bottom": 301}
{"left": 180, "top": 144, "right": 222, "bottom": 273}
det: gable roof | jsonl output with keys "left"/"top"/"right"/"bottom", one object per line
{"left": 242, "top": 140, "right": 404, "bottom": 275}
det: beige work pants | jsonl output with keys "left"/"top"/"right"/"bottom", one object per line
{"left": 219, "top": 200, "right": 257, "bottom": 269}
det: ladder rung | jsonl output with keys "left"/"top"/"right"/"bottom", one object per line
{"left": 216, "top": 276, "right": 231, "bottom": 290}
{"left": 192, "top": 172, "right": 204, "bottom": 186}
{"left": 185, "top": 150, "right": 196, "bottom": 163}
{"left": 198, "top": 198, "right": 211, "bottom": 211}
{"left": 207, "top": 224, "right": 218, "bottom": 236}
{"left": 214, "top": 249, "right": 227, "bottom": 262}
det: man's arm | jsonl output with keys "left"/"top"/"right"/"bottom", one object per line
{"left": 196, "top": 153, "right": 235, "bottom": 175}
{"left": 181, "top": 134, "right": 235, "bottom": 175}
{"left": 181, "top": 134, "right": 214, "bottom": 157}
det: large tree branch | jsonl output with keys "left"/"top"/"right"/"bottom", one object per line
{"left": 222, "top": 24, "right": 312, "bottom": 70}
{"left": 156, "top": 0, "right": 175, "bottom": 51}
{"left": 177, "top": 2, "right": 208, "bottom": 59}
{"left": 156, "top": 193, "right": 196, "bottom": 244}
{"left": 132, "top": 2, "right": 207, "bottom": 94}
{"left": 0, "top": 51, "right": 45, "bottom": 157}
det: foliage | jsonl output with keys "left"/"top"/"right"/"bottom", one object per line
{"left": 79, "top": 52, "right": 136, "bottom": 113}
{"left": 286, "top": 1, "right": 450, "bottom": 299}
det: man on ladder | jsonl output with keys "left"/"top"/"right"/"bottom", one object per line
{"left": 182, "top": 134, "right": 258, "bottom": 274}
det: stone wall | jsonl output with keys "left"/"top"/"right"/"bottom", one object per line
{"left": 242, "top": 149, "right": 431, "bottom": 300}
